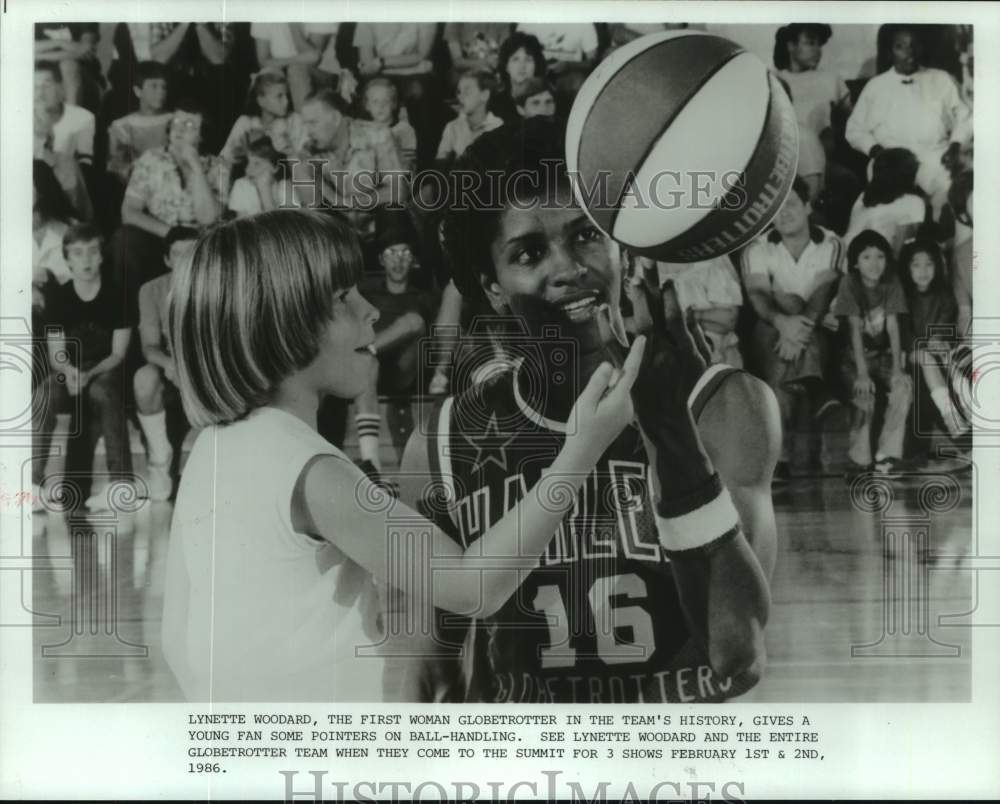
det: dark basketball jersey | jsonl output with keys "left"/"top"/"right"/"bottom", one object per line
{"left": 425, "top": 363, "right": 741, "bottom": 703}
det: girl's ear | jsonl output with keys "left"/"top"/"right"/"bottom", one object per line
{"left": 480, "top": 276, "right": 509, "bottom": 314}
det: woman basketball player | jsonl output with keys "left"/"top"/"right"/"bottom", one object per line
{"left": 390, "top": 118, "right": 781, "bottom": 703}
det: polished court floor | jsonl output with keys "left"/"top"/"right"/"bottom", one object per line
{"left": 27, "top": 422, "right": 974, "bottom": 704}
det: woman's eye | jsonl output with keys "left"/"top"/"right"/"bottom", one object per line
{"left": 514, "top": 248, "right": 543, "bottom": 267}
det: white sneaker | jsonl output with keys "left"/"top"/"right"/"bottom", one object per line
{"left": 146, "top": 451, "right": 174, "bottom": 502}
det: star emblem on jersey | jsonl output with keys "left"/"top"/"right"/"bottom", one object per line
{"left": 466, "top": 414, "right": 517, "bottom": 474}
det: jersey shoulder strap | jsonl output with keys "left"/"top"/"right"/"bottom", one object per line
{"left": 688, "top": 363, "right": 745, "bottom": 422}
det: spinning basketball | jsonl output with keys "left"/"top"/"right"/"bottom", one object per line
{"left": 566, "top": 31, "right": 799, "bottom": 262}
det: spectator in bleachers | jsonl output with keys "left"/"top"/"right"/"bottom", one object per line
{"left": 741, "top": 177, "right": 844, "bottom": 479}
{"left": 106, "top": 61, "right": 171, "bottom": 185}
{"left": 774, "top": 24, "right": 853, "bottom": 147}
{"left": 515, "top": 22, "right": 600, "bottom": 76}
{"left": 435, "top": 70, "right": 503, "bottom": 165}
{"left": 32, "top": 161, "right": 76, "bottom": 290}
{"left": 832, "top": 229, "right": 911, "bottom": 475}
{"left": 133, "top": 226, "right": 199, "bottom": 501}
{"left": 118, "top": 99, "right": 230, "bottom": 311}
{"left": 252, "top": 23, "right": 338, "bottom": 113}
{"left": 227, "top": 135, "right": 299, "bottom": 217}
{"left": 35, "top": 23, "right": 103, "bottom": 111}
{"left": 492, "top": 31, "right": 547, "bottom": 124}
{"left": 844, "top": 147, "right": 928, "bottom": 256}
{"left": 948, "top": 170, "right": 973, "bottom": 338}
{"left": 443, "top": 22, "right": 514, "bottom": 84}
{"left": 362, "top": 77, "right": 417, "bottom": 174}
{"left": 220, "top": 70, "right": 307, "bottom": 166}
{"left": 654, "top": 255, "right": 745, "bottom": 368}
{"left": 354, "top": 23, "right": 443, "bottom": 169}
{"left": 775, "top": 75, "right": 826, "bottom": 203}
{"left": 513, "top": 78, "right": 557, "bottom": 119}
{"left": 292, "top": 89, "right": 407, "bottom": 250}
{"left": 897, "top": 239, "right": 969, "bottom": 455}
{"left": 34, "top": 60, "right": 95, "bottom": 171}
{"left": 846, "top": 24, "right": 972, "bottom": 217}
{"left": 360, "top": 213, "right": 442, "bottom": 461}
{"left": 354, "top": 22, "right": 437, "bottom": 79}
{"left": 40, "top": 224, "right": 134, "bottom": 512}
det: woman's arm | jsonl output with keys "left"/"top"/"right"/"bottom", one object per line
{"left": 151, "top": 23, "right": 190, "bottom": 64}
{"left": 82, "top": 328, "right": 131, "bottom": 382}
{"left": 180, "top": 153, "right": 223, "bottom": 225}
{"left": 193, "top": 23, "right": 226, "bottom": 65}
{"left": 121, "top": 195, "right": 171, "bottom": 238}
{"left": 668, "top": 372, "right": 778, "bottom": 685}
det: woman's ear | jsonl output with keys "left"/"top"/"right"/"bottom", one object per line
{"left": 480, "top": 275, "right": 509, "bottom": 313}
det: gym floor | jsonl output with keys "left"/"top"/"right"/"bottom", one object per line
{"left": 27, "top": 416, "right": 974, "bottom": 704}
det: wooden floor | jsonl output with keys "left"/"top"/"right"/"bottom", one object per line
{"left": 29, "top": 439, "right": 974, "bottom": 704}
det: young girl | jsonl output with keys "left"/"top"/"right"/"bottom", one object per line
{"left": 898, "top": 239, "right": 969, "bottom": 457}
{"left": 361, "top": 77, "right": 417, "bottom": 174}
{"left": 161, "top": 209, "right": 643, "bottom": 702}
{"left": 226, "top": 136, "right": 299, "bottom": 217}
{"left": 845, "top": 147, "right": 928, "bottom": 257}
{"left": 219, "top": 71, "right": 307, "bottom": 166}
{"left": 834, "top": 229, "right": 912, "bottom": 474}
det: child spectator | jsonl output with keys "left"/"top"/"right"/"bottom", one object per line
{"left": 34, "top": 23, "right": 103, "bottom": 111}
{"left": 220, "top": 70, "right": 307, "bottom": 166}
{"left": 250, "top": 23, "right": 324, "bottom": 112}
{"left": 34, "top": 61, "right": 95, "bottom": 169}
{"left": 133, "top": 226, "right": 199, "bottom": 501}
{"left": 362, "top": 77, "right": 417, "bottom": 174}
{"left": 227, "top": 136, "right": 299, "bottom": 217}
{"left": 832, "top": 229, "right": 911, "bottom": 475}
{"left": 42, "top": 224, "right": 134, "bottom": 512}
{"left": 160, "top": 209, "right": 637, "bottom": 701}
{"left": 360, "top": 213, "right": 441, "bottom": 462}
{"left": 514, "top": 78, "right": 556, "bottom": 119}
{"left": 492, "top": 32, "right": 547, "bottom": 124}
{"left": 844, "top": 147, "right": 928, "bottom": 256}
{"left": 107, "top": 61, "right": 171, "bottom": 184}
{"left": 898, "top": 239, "right": 969, "bottom": 458}
{"left": 742, "top": 177, "right": 844, "bottom": 479}
{"left": 654, "top": 255, "right": 745, "bottom": 368}
{"left": 435, "top": 70, "right": 503, "bottom": 164}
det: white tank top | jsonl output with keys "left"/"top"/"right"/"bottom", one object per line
{"left": 162, "top": 406, "right": 385, "bottom": 702}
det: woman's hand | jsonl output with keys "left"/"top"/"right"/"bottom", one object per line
{"left": 566, "top": 335, "right": 645, "bottom": 461}
{"left": 171, "top": 142, "right": 202, "bottom": 173}
{"left": 853, "top": 372, "right": 875, "bottom": 412}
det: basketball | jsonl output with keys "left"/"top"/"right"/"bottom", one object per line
{"left": 566, "top": 31, "right": 799, "bottom": 262}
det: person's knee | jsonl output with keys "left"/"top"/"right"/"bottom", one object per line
{"left": 133, "top": 364, "right": 163, "bottom": 407}
{"left": 86, "top": 372, "right": 119, "bottom": 407}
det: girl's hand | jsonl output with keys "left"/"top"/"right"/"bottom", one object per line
{"left": 853, "top": 374, "right": 875, "bottom": 411}
{"left": 567, "top": 335, "right": 646, "bottom": 459}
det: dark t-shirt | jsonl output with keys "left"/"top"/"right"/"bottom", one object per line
{"left": 362, "top": 279, "right": 439, "bottom": 341}
{"left": 47, "top": 280, "right": 129, "bottom": 368}
{"left": 905, "top": 288, "right": 958, "bottom": 350}
{"left": 834, "top": 273, "right": 908, "bottom": 352}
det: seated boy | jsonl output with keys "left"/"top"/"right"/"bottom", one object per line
{"left": 359, "top": 213, "right": 441, "bottom": 463}
{"left": 513, "top": 77, "right": 556, "bottom": 119}
{"left": 133, "top": 226, "right": 198, "bottom": 501}
{"left": 107, "top": 61, "right": 172, "bottom": 184}
{"left": 435, "top": 69, "right": 503, "bottom": 165}
{"left": 42, "top": 223, "right": 134, "bottom": 512}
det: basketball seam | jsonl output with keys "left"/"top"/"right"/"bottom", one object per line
{"left": 605, "top": 49, "right": 748, "bottom": 237}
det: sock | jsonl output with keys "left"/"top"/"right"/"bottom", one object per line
{"left": 137, "top": 411, "right": 171, "bottom": 465}
{"left": 355, "top": 413, "right": 382, "bottom": 466}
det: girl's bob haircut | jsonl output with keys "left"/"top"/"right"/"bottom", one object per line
{"left": 170, "top": 209, "right": 363, "bottom": 427}
{"left": 846, "top": 228, "right": 895, "bottom": 281}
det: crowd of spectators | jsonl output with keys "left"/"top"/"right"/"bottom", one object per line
{"left": 29, "top": 21, "right": 975, "bottom": 510}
